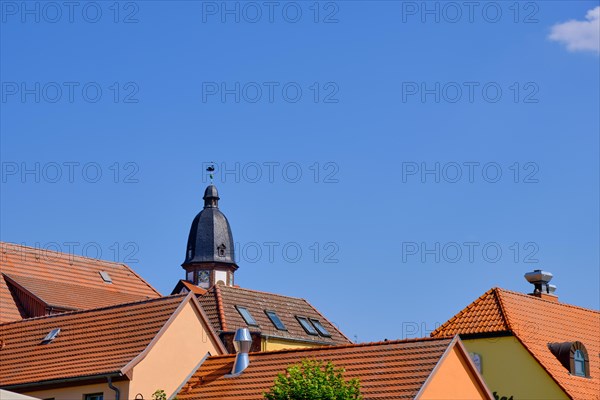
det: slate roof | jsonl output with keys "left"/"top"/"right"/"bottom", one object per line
{"left": 0, "top": 295, "right": 187, "bottom": 388}
{"left": 177, "top": 337, "right": 459, "bottom": 400}
{"left": 0, "top": 242, "right": 161, "bottom": 323}
{"left": 432, "top": 288, "right": 600, "bottom": 400}
{"left": 196, "top": 285, "right": 351, "bottom": 345}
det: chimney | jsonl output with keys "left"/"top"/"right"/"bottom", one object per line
{"left": 524, "top": 269, "right": 558, "bottom": 302}
{"left": 227, "top": 328, "right": 252, "bottom": 377}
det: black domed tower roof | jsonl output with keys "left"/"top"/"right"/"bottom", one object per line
{"left": 183, "top": 185, "right": 236, "bottom": 265}
{"left": 180, "top": 185, "right": 238, "bottom": 289}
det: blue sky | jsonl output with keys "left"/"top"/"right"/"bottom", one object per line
{"left": 1, "top": 1, "right": 598, "bottom": 342}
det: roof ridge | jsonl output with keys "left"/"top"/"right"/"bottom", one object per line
{"left": 206, "top": 336, "right": 453, "bottom": 359}
{"left": 214, "top": 284, "right": 228, "bottom": 331}
{"left": 0, "top": 294, "right": 186, "bottom": 327}
{"left": 493, "top": 287, "right": 513, "bottom": 331}
{"left": 498, "top": 287, "right": 600, "bottom": 314}
{"left": 221, "top": 285, "right": 306, "bottom": 301}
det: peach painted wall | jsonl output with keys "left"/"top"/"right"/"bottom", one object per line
{"left": 128, "top": 300, "right": 223, "bottom": 400}
{"left": 21, "top": 380, "right": 129, "bottom": 400}
{"left": 419, "top": 346, "right": 490, "bottom": 400}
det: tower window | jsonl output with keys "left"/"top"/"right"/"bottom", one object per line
{"left": 217, "top": 244, "right": 226, "bottom": 257}
{"left": 236, "top": 306, "right": 258, "bottom": 326}
{"left": 265, "top": 311, "right": 286, "bottom": 331}
{"left": 548, "top": 341, "right": 590, "bottom": 378}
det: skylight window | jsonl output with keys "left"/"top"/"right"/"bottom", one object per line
{"left": 41, "top": 328, "right": 60, "bottom": 343}
{"left": 236, "top": 306, "right": 258, "bottom": 326}
{"left": 99, "top": 271, "right": 112, "bottom": 284}
{"left": 265, "top": 310, "right": 286, "bottom": 331}
{"left": 296, "top": 316, "right": 318, "bottom": 335}
{"left": 309, "top": 319, "right": 331, "bottom": 337}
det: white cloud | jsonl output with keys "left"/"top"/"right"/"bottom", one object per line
{"left": 549, "top": 6, "right": 600, "bottom": 54}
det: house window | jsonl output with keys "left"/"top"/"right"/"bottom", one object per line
{"left": 235, "top": 306, "right": 258, "bottom": 326}
{"left": 265, "top": 310, "right": 286, "bottom": 331}
{"left": 84, "top": 394, "right": 103, "bottom": 400}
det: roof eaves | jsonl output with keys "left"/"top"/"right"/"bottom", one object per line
{"left": 0, "top": 372, "right": 123, "bottom": 392}
{"left": 205, "top": 336, "right": 453, "bottom": 360}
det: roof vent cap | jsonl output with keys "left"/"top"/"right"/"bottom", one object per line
{"left": 228, "top": 328, "right": 252, "bottom": 377}
{"left": 525, "top": 269, "right": 558, "bottom": 299}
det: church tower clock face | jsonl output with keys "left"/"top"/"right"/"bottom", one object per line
{"left": 198, "top": 270, "right": 210, "bottom": 286}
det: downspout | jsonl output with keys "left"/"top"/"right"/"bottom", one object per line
{"left": 107, "top": 376, "right": 120, "bottom": 400}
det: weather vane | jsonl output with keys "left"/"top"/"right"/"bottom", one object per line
{"left": 206, "top": 162, "right": 215, "bottom": 184}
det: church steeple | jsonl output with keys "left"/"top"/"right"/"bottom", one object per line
{"left": 182, "top": 185, "right": 238, "bottom": 288}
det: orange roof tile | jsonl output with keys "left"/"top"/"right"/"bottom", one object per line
{"left": 432, "top": 288, "right": 600, "bottom": 400}
{"left": 4, "top": 274, "right": 155, "bottom": 311}
{"left": 0, "top": 295, "right": 187, "bottom": 388}
{"left": 181, "top": 280, "right": 207, "bottom": 295}
{"left": 0, "top": 242, "right": 161, "bottom": 323}
{"left": 197, "top": 285, "right": 351, "bottom": 345}
{"left": 177, "top": 337, "right": 456, "bottom": 400}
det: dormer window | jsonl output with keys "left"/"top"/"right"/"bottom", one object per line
{"left": 217, "top": 244, "right": 226, "bottom": 257}
{"left": 574, "top": 350, "right": 586, "bottom": 376}
{"left": 548, "top": 341, "right": 590, "bottom": 378}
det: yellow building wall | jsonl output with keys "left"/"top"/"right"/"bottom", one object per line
{"left": 128, "top": 301, "right": 223, "bottom": 400}
{"left": 419, "top": 346, "right": 489, "bottom": 400}
{"left": 462, "top": 336, "right": 568, "bottom": 400}
{"left": 21, "top": 380, "right": 129, "bottom": 400}
{"left": 262, "top": 337, "right": 323, "bottom": 351}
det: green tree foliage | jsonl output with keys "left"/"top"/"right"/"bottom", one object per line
{"left": 264, "top": 359, "right": 363, "bottom": 400}
{"left": 152, "top": 389, "right": 167, "bottom": 400}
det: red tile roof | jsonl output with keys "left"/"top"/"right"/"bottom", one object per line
{"left": 432, "top": 288, "right": 600, "bottom": 400}
{"left": 197, "top": 285, "right": 351, "bottom": 345}
{"left": 172, "top": 279, "right": 208, "bottom": 296}
{"left": 0, "top": 242, "right": 161, "bottom": 323}
{"left": 4, "top": 274, "right": 155, "bottom": 311}
{"left": 0, "top": 295, "right": 187, "bottom": 387}
{"left": 177, "top": 337, "right": 457, "bottom": 400}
